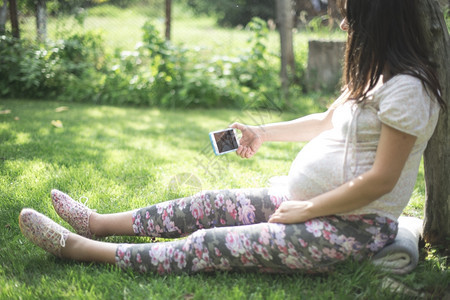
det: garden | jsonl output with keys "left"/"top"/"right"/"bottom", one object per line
{"left": 0, "top": 1, "right": 449, "bottom": 299}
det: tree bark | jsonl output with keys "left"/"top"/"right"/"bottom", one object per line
{"left": 276, "top": 0, "right": 295, "bottom": 99}
{"left": 165, "top": 0, "right": 171, "bottom": 41}
{"left": 327, "top": 0, "right": 340, "bottom": 29}
{"left": 36, "top": 0, "right": 47, "bottom": 43}
{"left": 437, "top": 0, "right": 449, "bottom": 9}
{"left": 420, "top": 0, "right": 450, "bottom": 247}
{"left": 0, "top": 0, "right": 8, "bottom": 35}
{"left": 8, "top": 0, "right": 19, "bottom": 38}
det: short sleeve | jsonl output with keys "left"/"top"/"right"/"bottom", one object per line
{"left": 376, "top": 75, "right": 433, "bottom": 137}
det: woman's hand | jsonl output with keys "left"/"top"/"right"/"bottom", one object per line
{"left": 229, "top": 122, "right": 264, "bottom": 159}
{"left": 268, "top": 201, "right": 314, "bottom": 224}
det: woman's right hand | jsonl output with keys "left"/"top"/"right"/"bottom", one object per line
{"left": 229, "top": 122, "right": 264, "bottom": 159}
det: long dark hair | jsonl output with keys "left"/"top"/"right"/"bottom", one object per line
{"left": 338, "top": 0, "right": 446, "bottom": 110}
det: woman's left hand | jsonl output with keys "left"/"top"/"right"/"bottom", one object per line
{"left": 268, "top": 200, "right": 314, "bottom": 224}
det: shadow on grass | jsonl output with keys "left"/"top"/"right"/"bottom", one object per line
{"left": 3, "top": 99, "right": 446, "bottom": 299}
{"left": 0, "top": 98, "right": 296, "bottom": 268}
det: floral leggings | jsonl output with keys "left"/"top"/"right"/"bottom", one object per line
{"left": 115, "top": 188, "right": 398, "bottom": 274}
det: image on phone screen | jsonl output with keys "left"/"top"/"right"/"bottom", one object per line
{"left": 209, "top": 128, "right": 239, "bottom": 155}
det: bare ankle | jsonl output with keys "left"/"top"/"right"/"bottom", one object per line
{"left": 61, "top": 233, "right": 85, "bottom": 260}
{"left": 89, "top": 213, "right": 107, "bottom": 237}
{"left": 61, "top": 233, "right": 114, "bottom": 263}
{"left": 89, "top": 211, "right": 135, "bottom": 237}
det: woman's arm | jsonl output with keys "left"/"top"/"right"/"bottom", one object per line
{"left": 268, "top": 123, "right": 417, "bottom": 223}
{"left": 258, "top": 109, "right": 335, "bottom": 142}
{"left": 231, "top": 107, "right": 335, "bottom": 158}
{"left": 258, "top": 90, "right": 349, "bottom": 143}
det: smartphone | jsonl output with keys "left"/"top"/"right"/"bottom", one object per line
{"left": 209, "top": 128, "right": 239, "bottom": 156}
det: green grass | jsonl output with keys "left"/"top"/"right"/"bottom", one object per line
{"left": 0, "top": 99, "right": 448, "bottom": 299}
{"left": 14, "top": 3, "right": 346, "bottom": 55}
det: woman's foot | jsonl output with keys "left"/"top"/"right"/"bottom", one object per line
{"left": 51, "top": 189, "right": 94, "bottom": 238}
{"left": 19, "top": 208, "right": 118, "bottom": 264}
{"left": 19, "top": 208, "right": 70, "bottom": 257}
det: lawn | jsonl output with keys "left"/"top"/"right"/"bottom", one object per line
{"left": 0, "top": 99, "right": 448, "bottom": 299}
{"left": 16, "top": 3, "right": 346, "bottom": 55}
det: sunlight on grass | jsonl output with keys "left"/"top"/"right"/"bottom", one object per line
{"left": 403, "top": 159, "right": 426, "bottom": 218}
{"left": 15, "top": 3, "right": 345, "bottom": 56}
{"left": 0, "top": 99, "right": 448, "bottom": 299}
{"left": 14, "top": 132, "right": 31, "bottom": 145}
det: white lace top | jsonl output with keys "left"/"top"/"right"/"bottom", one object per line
{"left": 285, "top": 74, "right": 440, "bottom": 220}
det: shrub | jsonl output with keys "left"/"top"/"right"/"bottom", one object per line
{"left": 0, "top": 36, "right": 64, "bottom": 98}
{"left": 96, "top": 18, "right": 279, "bottom": 109}
{"left": 0, "top": 18, "right": 306, "bottom": 110}
{"left": 0, "top": 36, "right": 28, "bottom": 97}
{"left": 0, "top": 31, "right": 106, "bottom": 100}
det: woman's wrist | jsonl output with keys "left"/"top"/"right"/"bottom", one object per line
{"left": 255, "top": 125, "right": 269, "bottom": 143}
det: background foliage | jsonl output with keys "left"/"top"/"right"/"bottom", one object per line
{"left": 0, "top": 16, "right": 306, "bottom": 110}
{"left": 2, "top": 1, "right": 448, "bottom": 109}
{"left": 186, "top": 0, "right": 275, "bottom": 27}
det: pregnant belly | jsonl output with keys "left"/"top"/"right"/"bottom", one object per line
{"left": 287, "top": 173, "right": 329, "bottom": 200}
{"left": 287, "top": 137, "right": 345, "bottom": 200}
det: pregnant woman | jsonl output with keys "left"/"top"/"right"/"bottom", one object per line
{"left": 19, "top": 0, "right": 445, "bottom": 275}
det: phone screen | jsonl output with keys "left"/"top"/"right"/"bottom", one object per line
{"left": 213, "top": 129, "right": 239, "bottom": 154}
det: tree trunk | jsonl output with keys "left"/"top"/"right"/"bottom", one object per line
{"left": 420, "top": 0, "right": 450, "bottom": 248}
{"left": 437, "top": 0, "right": 449, "bottom": 9}
{"left": 165, "top": 0, "right": 171, "bottom": 41}
{"left": 36, "top": 0, "right": 47, "bottom": 43}
{"left": 8, "top": 0, "right": 19, "bottom": 38}
{"left": 327, "top": 0, "right": 340, "bottom": 29}
{"left": 0, "top": 0, "right": 8, "bottom": 35}
{"left": 276, "top": 0, "right": 295, "bottom": 99}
